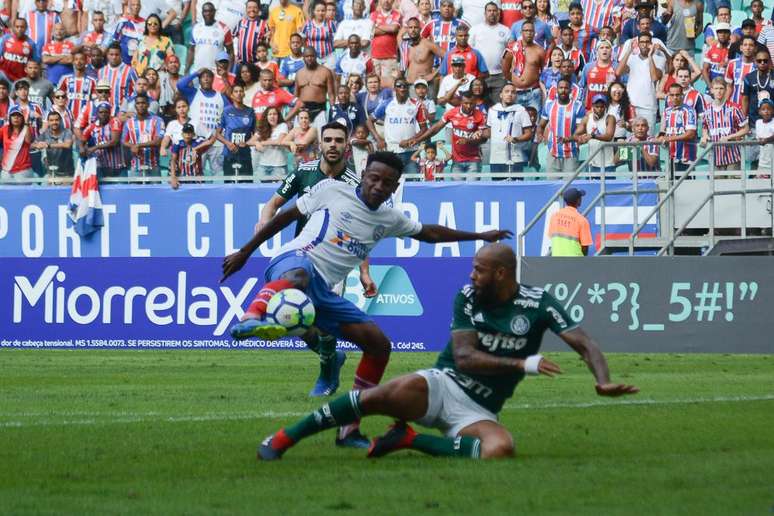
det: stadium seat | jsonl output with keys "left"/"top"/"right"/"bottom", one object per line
{"left": 174, "top": 44, "right": 188, "bottom": 73}
{"left": 702, "top": 12, "right": 713, "bottom": 27}
{"left": 731, "top": 9, "right": 747, "bottom": 27}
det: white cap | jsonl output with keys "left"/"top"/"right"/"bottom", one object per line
{"left": 714, "top": 22, "right": 732, "bottom": 32}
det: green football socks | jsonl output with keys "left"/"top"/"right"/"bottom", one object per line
{"left": 411, "top": 435, "right": 482, "bottom": 459}
{"left": 317, "top": 334, "right": 338, "bottom": 379}
{"left": 283, "top": 391, "right": 362, "bottom": 443}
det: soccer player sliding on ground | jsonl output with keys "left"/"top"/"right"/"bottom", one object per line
{"left": 256, "top": 243, "right": 639, "bottom": 460}
{"left": 220, "top": 137, "right": 512, "bottom": 448}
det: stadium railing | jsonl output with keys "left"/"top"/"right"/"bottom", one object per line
{"left": 516, "top": 140, "right": 774, "bottom": 280}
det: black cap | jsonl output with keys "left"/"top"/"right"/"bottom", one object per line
{"left": 742, "top": 19, "right": 756, "bottom": 29}
{"left": 182, "top": 123, "right": 195, "bottom": 133}
{"left": 563, "top": 187, "right": 586, "bottom": 204}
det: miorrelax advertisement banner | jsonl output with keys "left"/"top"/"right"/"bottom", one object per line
{"left": 1, "top": 182, "right": 662, "bottom": 351}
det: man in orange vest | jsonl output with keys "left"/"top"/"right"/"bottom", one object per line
{"left": 548, "top": 187, "right": 593, "bottom": 256}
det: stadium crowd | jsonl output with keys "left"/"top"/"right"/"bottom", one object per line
{"left": 0, "top": 0, "right": 772, "bottom": 183}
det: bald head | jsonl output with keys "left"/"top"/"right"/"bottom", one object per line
{"left": 476, "top": 243, "right": 516, "bottom": 272}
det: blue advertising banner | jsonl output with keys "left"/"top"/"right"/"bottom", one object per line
{"left": 0, "top": 181, "right": 657, "bottom": 259}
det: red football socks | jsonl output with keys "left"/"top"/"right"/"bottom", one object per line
{"left": 242, "top": 279, "right": 294, "bottom": 321}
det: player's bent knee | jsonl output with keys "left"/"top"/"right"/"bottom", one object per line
{"left": 480, "top": 438, "right": 516, "bottom": 459}
{"left": 279, "top": 268, "right": 310, "bottom": 290}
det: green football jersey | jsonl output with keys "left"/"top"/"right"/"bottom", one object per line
{"left": 434, "top": 284, "right": 578, "bottom": 414}
{"left": 276, "top": 160, "right": 360, "bottom": 234}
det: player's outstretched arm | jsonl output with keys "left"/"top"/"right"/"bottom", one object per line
{"left": 221, "top": 206, "right": 302, "bottom": 283}
{"left": 452, "top": 331, "right": 561, "bottom": 376}
{"left": 559, "top": 327, "right": 639, "bottom": 397}
{"left": 414, "top": 224, "right": 513, "bottom": 243}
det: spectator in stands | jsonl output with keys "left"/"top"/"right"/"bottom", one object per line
{"left": 250, "top": 105, "right": 289, "bottom": 179}
{"left": 620, "top": 0, "right": 667, "bottom": 43}
{"left": 279, "top": 34, "right": 305, "bottom": 93}
{"left": 510, "top": 0, "right": 553, "bottom": 48}
{"left": 580, "top": 39, "right": 617, "bottom": 110}
{"left": 357, "top": 74, "right": 392, "bottom": 139}
{"left": 742, "top": 49, "right": 774, "bottom": 124}
{"left": 627, "top": 116, "right": 660, "bottom": 172}
{"left": 0, "top": 18, "right": 39, "bottom": 83}
{"left": 161, "top": 98, "right": 196, "bottom": 156}
{"left": 121, "top": 94, "right": 165, "bottom": 177}
{"left": 657, "top": 83, "right": 698, "bottom": 176}
{"left": 758, "top": 17, "right": 774, "bottom": 64}
{"left": 729, "top": 19, "right": 768, "bottom": 60}
{"left": 0, "top": 106, "right": 34, "bottom": 181}
{"left": 57, "top": 50, "right": 96, "bottom": 122}
{"left": 370, "top": 0, "right": 402, "bottom": 87}
{"left": 538, "top": 77, "right": 586, "bottom": 176}
{"left": 411, "top": 142, "right": 449, "bottom": 180}
{"left": 576, "top": 93, "right": 616, "bottom": 174}
{"left": 469, "top": 2, "right": 511, "bottom": 104}
{"left": 403, "top": 17, "right": 444, "bottom": 100}
{"left": 437, "top": 55, "right": 474, "bottom": 108}
{"left": 725, "top": 36, "right": 758, "bottom": 110}
{"left": 368, "top": 77, "right": 428, "bottom": 174}
{"left": 704, "top": 5, "right": 740, "bottom": 49}
{"left": 87, "top": 46, "right": 105, "bottom": 77}
{"left": 177, "top": 68, "right": 228, "bottom": 175}
{"left": 120, "top": 75, "right": 160, "bottom": 117}
{"left": 677, "top": 67, "right": 708, "bottom": 122}
{"left": 555, "top": 23, "right": 587, "bottom": 74}
{"left": 756, "top": 99, "right": 774, "bottom": 175}
{"left": 233, "top": 0, "right": 269, "bottom": 66}
{"left": 702, "top": 22, "right": 731, "bottom": 85}
{"left": 216, "top": 83, "right": 255, "bottom": 179}
{"left": 0, "top": 81, "right": 11, "bottom": 128}
{"left": 566, "top": 3, "right": 597, "bottom": 63}
{"left": 110, "top": 0, "right": 144, "bottom": 65}
{"left": 328, "top": 84, "right": 367, "bottom": 134}
{"left": 416, "top": 90, "right": 489, "bottom": 176}
{"left": 702, "top": 77, "right": 749, "bottom": 171}
{"left": 334, "top": 0, "right": 372, "bottom": 51}
{"left": 34, "top": 110, "right": 73, "bottom": 180}
{"left": 441, "top": 23, "right": 489, "bottom": 82}
{"left": 335, "top": 34, "right": 372, "bottom": 85}
{"left": 607, "top": 80, "right": 635, "bottom": 145}
{"left": 548, "top": 187, "right": 592, "bottom": 256}
{"left": 132, "top": 13, "right": 174, "bottom": 76}
{"left": 546, "top": 59, "right": 582, "bottom": 103}
{"left": 282, "top": 108, "right": 318, "bottom": 165}
{"left": 99, "top": 42, "right": 138, "bottom": 117}
{"left": 660, "top": 50, "right": 702, "bottom": 100}
{"left": 188, "top": 2, "right": 233, "bottom": 73}
{"left": 269, "top": 0, "right": 305, "bottom": 62}
{"left": 45, "top": 88, "right": 73, "bottom": 130}
{"left": 79, "top": 10, "right": 108, "bottom": 47}
{"left": 486, "top": 82, "right": 534, "bottom": 175}
{"left": 617, "top": 32, "right": 665, "bottom": 134}
{"left": 421, "top": 0, "right": 462, "bottom": 64}
{"left": 295, "top": 47, "right": 336, "bottom": 129}
{"left": 41, "top": 23, "right": 74, "bottom": 89}
{"left": 20, "top": 60, "right": 53, "bottom": 111}
{"left": 661, "top": 0, "right": 701, "bottom": 53}
{"left": 80, "top": 101, "right": 125, "bottom": 179}
{"left": 413, "top": 79, "right": 436, "bottom": 123}
{"left": 301, "top": 1, "right": 338, "bottom": 70}
{"left": 213, "top": 52, "right": 236, "bottom": 94}
{"left": 25, "top": 0, "right": 61, "bottom": 52}
{"left": 169, "top": 123, "right": 208, "bottom": 188}
{"left": 541, "top": 47, "right": 565, "bottom": 96}
{"left": 502, "top": 21, "right": 543, "bottom": 112}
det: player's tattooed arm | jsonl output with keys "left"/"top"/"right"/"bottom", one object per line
{"left": 221, "top": 206, "right": 302, "bottom": 282}
{"left": 560, "top": 327, "right": 639, "bottom": 397}
{"left": 452, "top": 331, "right": 563, "bottom": 376}
{"left": 414, "top": 224, "right": 513, "bottom": 243}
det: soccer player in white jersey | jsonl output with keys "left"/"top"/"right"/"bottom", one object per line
{"left": 221, "top": 122, "right": 512, "bottom": 448}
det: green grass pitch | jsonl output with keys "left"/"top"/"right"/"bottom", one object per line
{"left": 1, "top": 350, "right": 773, "bottom": 515}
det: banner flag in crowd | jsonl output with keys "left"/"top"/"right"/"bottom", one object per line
{"left": 67, "top": 157, "right": 104, "bottom": 237}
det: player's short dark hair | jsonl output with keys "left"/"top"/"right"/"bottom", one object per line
{"left": 459, "top": 89, "right": 474, "bottom": 99}
{"left": 15, "top": 79, "right": 29, "bottom": 90}
{"left": 568, "top": 2, "right": 582, "bottom": 12}
{"left": 424, "top": 142, "right": 437, "bottom": 152}
{"left": 668, "top": 83, "right": 683, "bottom": 93}
{"left": 484, "top": 1, "right": 498, "bottom": 9}
{"left": 557, "top": 77, "right": 572, "bottom": 88}
{"left": 47, "top": 110, "right": 62, "bottom": 120}
{"left": 134, "top": 93, "right": 149, "bottom": 102}
{"left": 199, "top": 68, "right": 214, "bottom": 78}
{"left": 366, "top": 151, "right": 404, "bottom": 176}
{"left": 107, "top": 42, "right": 122, "bottom": 53}
{"left": 0, "top": 79, "right": 9, "bottom": 89}
{"left": 320, "top": 121, "right": 349, "bottom": 139}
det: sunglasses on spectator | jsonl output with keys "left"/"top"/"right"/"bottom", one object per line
{"left": 757, "top": 59, "right": 770, "bottom": 63}
{"left": 394, "top": 82, "right": 408, "bottom": 88}
{"left": 54, "top": 94, "right": 66, "bottom": 98}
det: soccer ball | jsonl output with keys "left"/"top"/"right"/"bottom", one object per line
{"left": 266, "top": 289, "right": 316, "bottom": 336}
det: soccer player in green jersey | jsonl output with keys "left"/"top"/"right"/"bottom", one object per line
{"left": 257, "top": 242, "right": 639, "bottom": 460}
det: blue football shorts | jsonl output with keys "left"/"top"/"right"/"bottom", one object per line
{"left": 264, "top": 250, "right": 372, "bottom": 337}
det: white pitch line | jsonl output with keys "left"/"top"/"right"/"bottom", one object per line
{"left": 1, "top": 394, "right": 773, "bottom": 429}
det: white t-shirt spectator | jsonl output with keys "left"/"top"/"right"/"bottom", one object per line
{"left": 336, "top": 52, "right": 372, "bottom": 81}
{"left": 437, "top": 73, "right": 475, "bottom": 103}
{"left": 334, "top": 18, "right": 373, "bottom": 43}
{"left": 341, "top": 0, "right": 370, "bottom": 20}
{"left": 82, "top": 0, "right": 124, "bottom": 34}
{"left": 259, "top": 122, "right": 289, "bottom": 166}
{"left": 372, "top": 97, "right": 427, "bottom": 152}
{"left": 624, "top": 51, "right": 666, "bottom": 109}
{"left": 487, "top": 102, "right": 532, "bottom": 164}
{"left": 756, "top": 118, "right": 774, "bottom": 174}
{"left": 469, "top": 22, "right": 511, "bottom": 75}
{"left": 191, "top": 20, "right": 232, "bottom": 72}
{"left": 456, "top": 0, "right": 489, "bottom": 28}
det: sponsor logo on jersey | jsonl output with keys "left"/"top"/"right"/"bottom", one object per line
{"left": 330, "top": 230, "right": 369, "bottom": 259}
{"left": 478, "top": 331, "right": 528, "bottom": 352}
{"left": 514, "top": 298, "right": 539, "bottom": 308}
{"left": 372, "top": 224, "right": 385, "bottom": 241}
{"left": 472, "top": 312, "right": 485, "bottom": 323}
{"left": 510, "top": 315, "right": 530, "bottom": 335}
{"left": 547, "top": 306, "right": 569, "bottom": 329}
